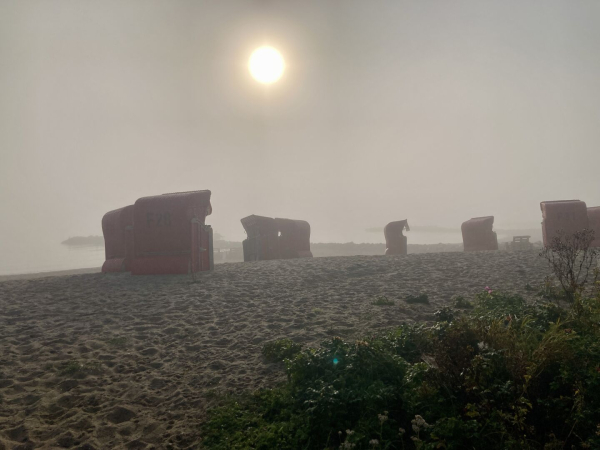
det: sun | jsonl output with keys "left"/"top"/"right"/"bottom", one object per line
{"left": 249, "top": 46, "right": 285, "bottom": 84}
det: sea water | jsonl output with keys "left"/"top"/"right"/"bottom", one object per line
{"left": 0, "top": 240, "right": 105, "bottom": 276}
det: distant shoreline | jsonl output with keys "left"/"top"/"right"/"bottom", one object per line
{"left": 61, "top": 236, "right": 104, "bottom": 246}
{"left": 17, "top": 239, "right": 539, "bottom": 281}
{"left": 2, "top": 243, "right": 463, "bottom": 280}
{"left": 0, "top": 267, "right": 101, "bottom": 282}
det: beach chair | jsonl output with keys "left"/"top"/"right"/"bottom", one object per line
{"left": 540, "top": 200, "right": 589, "bottom": 246}
{"left": 101, "top": 205, "right": 134, "bottom": 273}
{"left": 241, "top": 215, "right": 313, "bottom": 261}
{"left": 461, "top": 216, "right": 498, "bottom": 252}
{"left": 240, "top": 215, "right": 279, "bottom": 261}
{"left": 131, "top": 190, "right": 213, "bottom": 275}
{"left": 384, "top": 220, "right": 410, "bottom": 255}
{"left": 588, "top": 207, "right": 600, "bottom": 247}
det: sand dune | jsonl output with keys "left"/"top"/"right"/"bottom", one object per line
{"left": 0, "top": 251, "right": 550, "bottom": 449}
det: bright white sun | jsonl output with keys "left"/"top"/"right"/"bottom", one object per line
{"left": 249, "top": 47, "right": 285, "bottom": 84}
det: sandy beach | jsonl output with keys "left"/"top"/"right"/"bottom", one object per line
{"left": 0, "top": 251, "right": 551, "bottom": 449}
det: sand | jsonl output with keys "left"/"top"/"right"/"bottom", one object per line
{"left": 0, "top": 251, "right": 551, "bottom": 449}
{"left": 0, "top": 268, "right": 101, "bottom": 283}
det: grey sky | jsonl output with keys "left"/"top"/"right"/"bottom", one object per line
{"left": 1, "top": 0, "right": 599, "bottom": 247}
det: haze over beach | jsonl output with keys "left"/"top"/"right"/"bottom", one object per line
{"left": 2, "top": 1, "right": 600, "bottom": 449}
{"left": 2, "top": 0, "right": 600, "bottom": 275}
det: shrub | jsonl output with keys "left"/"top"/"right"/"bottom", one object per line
{"left": 433, "top": 306, "right": 456, "bottom": 323}
{"left": 203, "top": 290, "right": 600, "bottom": 449}
{"left": 371, "top": 296, "right": 395, "bottom": 306}
{"left": 405, "top": 293, "right": 429, "bottom": 304}
{"left": 262, "top": 339, "right": 303, "bottom": 363}
{"left": 537, "top": 276, "right": 569, "bottom": 304}
{"left": 539, "top": 229, "right": 598, "bottom": 302}
{"left": 452, "top": 295, "right": 473, "bottom": 309}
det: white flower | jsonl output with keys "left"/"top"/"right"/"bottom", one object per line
{"left": 398, "top": 427, "right": 406, "bottom": 435}
{"left": 369, "top": 439, "right": 379, "bottom": 446}
{"left": 412, "top": 414, "right": 432, "bottom": 429}
{"left": 378, "top": 413, "right": 388, "bottom": 423}
{"left": 346, "top": 429, "right": 355, "bottom": 436}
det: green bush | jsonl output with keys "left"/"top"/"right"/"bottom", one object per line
{"left": 371, "top": 296, "right": 395, "bottom": 306}
{"left": 203, "top": 290, "right": 600, "bottom": 449}
{"left": 433, "top": 306, "right": 456, "bottom": 323}
{"left": 405, "top": 293, "right": 429, "bottom": 304}
{"left": 262, "top": 338, "right": 303, "bottom": 363}
{"left": 452, "top": 295, "right": 473, "bottom": 309}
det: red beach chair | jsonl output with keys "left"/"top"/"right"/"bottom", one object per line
{"left": 540, "top": 200, "right": 589, "bottom": 246}
{"left": 461, "top": 216, "right": 498, "bottom": 252}
{"left": 131, "top": 190, "right": 213, "bottom": 275}
{"left": 101, "top": 205, "right": 134, "bottom": 273}
{"left": 588, "top": 206, "right": 600, "bottom": 248}
{"left": 275, "top": 218, "right": 313, "bottom": 259}
{"left": 241, "top": 215, "right": 313, "bottom": 261}
{"left": 240, "top": 215, "right": 280, "bottom": 261}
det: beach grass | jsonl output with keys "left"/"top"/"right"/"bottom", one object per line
{"left": 371, "top": 296, "right": 395, "bottom": 306}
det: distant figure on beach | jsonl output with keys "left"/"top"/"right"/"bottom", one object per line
{"left": 241, "top": 215, "right": 313, "bottom": 261}
{"left": 461, "top": 216, "right": 498, "bottom": 252}
{"left": 384, "top": 220, "right": 410, "bottom": 255}
{"left": 540, "top": 200, "right": 589, "bottom": 246}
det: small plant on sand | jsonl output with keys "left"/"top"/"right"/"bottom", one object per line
{"left": 262, "top": 338, "right": 303, "bottom": 363}
{"left": 312, "top": 308, "right": 324, "bottom": 315}
{"left": 452, "top": 294, "right": 473, "bottom": 309}
{"left": 371, "top": 296, "right": 395, "bottom": 306}
{"left": 58, "top": 360, "right": 101, "bottom": 377}
{"left": 536, "top": 276, "right": 570, "bottom": 304}
{"left": 205, "top": 388, "right": 226, "bottom": 401}
{"left": 404, "top": 293, "right": 429, "bottom": 304}
{"left": 362, "top": 311, "right": 376, "bottom": 322}
{"left": 107, "top": 336, "right": 128, "bottom": 348}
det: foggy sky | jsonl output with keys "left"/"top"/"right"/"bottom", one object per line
{"left": 1, "top": 0, "right": 600, "bottom": 248}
